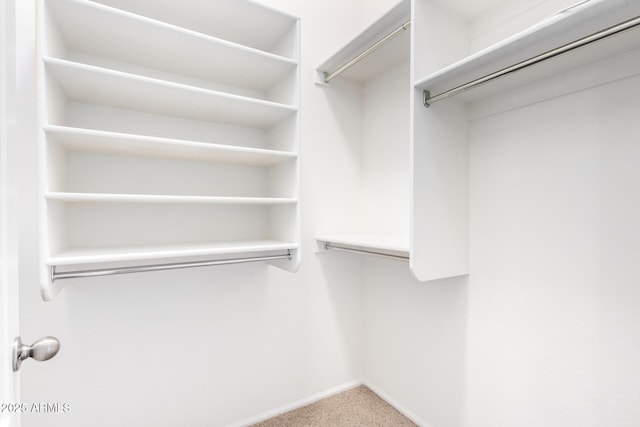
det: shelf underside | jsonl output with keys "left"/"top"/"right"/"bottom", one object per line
{"left": 453, "top": 26, "right": 640, "bottom": 105}
{"left": 45, "top": 125, "right": 296, "bottom": 166}
{"left": 45, "top": 192, "right": 298, "bottom": 205}
{"left": 47, "top": 240, "right": 298, "bottom": 266}
{"left": 90, "top": 0, "right": 298, "bottom": 56}
{"left": 45, "top": 58, "right": 297, "bottom": 129}
{"left": 48, "top": 0, "right": 297, "bottom": 92}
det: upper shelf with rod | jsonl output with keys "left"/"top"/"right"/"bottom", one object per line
{"left": 415, "top": 0, "right": 640, "bottom": 107}
{"left": 316, "top": 0, "right": 410, "bottom": 84}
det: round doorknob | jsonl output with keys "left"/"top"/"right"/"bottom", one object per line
{"left": 13, "top": 336, "right": 61, "bottom": 371}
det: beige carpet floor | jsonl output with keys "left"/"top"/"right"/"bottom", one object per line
{"left": 251, "top": 385, "right": 418, "bottom": 427}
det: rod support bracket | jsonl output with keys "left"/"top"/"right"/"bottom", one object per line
{"left": 423, "top": 90, "right": 431, "bottom": 108}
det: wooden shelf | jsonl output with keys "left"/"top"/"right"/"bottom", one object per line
{"left": 47, "top": 0, "right": 297, "bottom": 93}
{"left": 44, "top": 57, "right": 297, "bottom": 129}
{"left": 316, "top": 234, "right": 409, "bottom": 259}
{"left": 414, "top": 0, "right": 640, "bottom": 103}
{"left": 45, "top": 192, "right": 298, "bottom": 205}
{"left": 47, "top": 240, "right": 298, "bottom": 266}
{"left": 45, "top": 125, "right": 296, "bottom": 166}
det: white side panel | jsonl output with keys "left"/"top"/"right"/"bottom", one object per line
{"left": 411, "top": 95, "right": 469, "bottom": 281}
{"left": 0, "top": 0, "right": 20, "bottom": 424}
{"left": 411, "top": 0, "right": 470, "bottom": 281}
{"left": 361, "top": 61, "right": 410, "bottom": 239}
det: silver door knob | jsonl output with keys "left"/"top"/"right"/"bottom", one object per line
{"left": 13, "top": 336, "right": 61, "bottom": 371}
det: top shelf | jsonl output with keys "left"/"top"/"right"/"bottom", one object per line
{"left": 415, "top": 0, "right": 640, "bottom": 103}
{"left": 89, "top": 0, "right": 298, "bottom": 57}
{"left": 46, "top": 0, "right": 298, "bottom": 92}
{"left": 317, "top": 0, "right": 410, "bottom": 84}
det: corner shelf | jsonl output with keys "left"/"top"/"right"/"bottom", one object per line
{"left": 316, "top": 0, "right": 410, "bottom": 84}
{"left": 38, "top": 0, "right": 301, "bottom": 300}
{"left": 314, "top": 0, "right": 411, "bottom": 268}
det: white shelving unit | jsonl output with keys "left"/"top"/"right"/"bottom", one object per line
{"left": 316, "top": 0, "right": 640, "bottom": 282}
{"left": 415, "top": 0, "right": 640, "bottom": 106}
{"left": 38, "top": 0, "right": 300, "bottom": 300}
{"left": 315, "top": 0, "right": 411, "bottom": 263}
{"left": 411, "top": 0, "right": 640, "bottom": 281}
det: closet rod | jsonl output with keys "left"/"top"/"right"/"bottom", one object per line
{"left": 423, "top": 14, "right": 640, "bottom": 107}
{"left": 49, "top": 252, "right": 292, "bottom": 282}
{"left": 324, "top": 243, "right": 409, "bottom": 261}
{"left": 323, "top": 19, "right": 411, "bottom": 83}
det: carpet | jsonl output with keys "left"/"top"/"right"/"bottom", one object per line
{"left": 251, "top": 385, "right": 418, "bottom": 426}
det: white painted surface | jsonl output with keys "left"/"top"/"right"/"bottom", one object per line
{"left": 46, "top": 0, "right": 297, "bottom": 94}
{"left": 1, "top": 0, "right": 20, "bottom": 424}
{"left": 44, "top": 58, "right": 297, "bottom": 129}
{"left": 365, "top": 1, "right": 640, "bottom": 426}
{"left": 464, "top": 74, "right": 640, "bottom": 427}
{"left": 45, "top": 126, "right": 297, "bottom": 166}
{"left": 18, "top": 0, "right": 366, "bottom": 426}
{"left": 39, "top": 0, "right": 302, "bottom": 298}
{"left": 316, "top": 18, "right": 410, "bottom": 266}
{"left": 414, "top": 0, "right": 640, "bottom": 97}
{"left": 318, "top": 0, "right": 410, "bottom": 84}
{"left": 317, "top": 234, "right": 409, "bottom": 254}
{"left": 10, "top": 1, "right": 640, "bottom": 426}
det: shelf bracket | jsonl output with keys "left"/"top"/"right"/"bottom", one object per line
{"left": 423, "top": 90, "right": 431, "bottom": 108}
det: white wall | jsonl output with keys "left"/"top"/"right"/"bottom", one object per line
{"left": 364, "top": 72, "right": 640, "bottom": 427}
{"left": 15, "top": 0, "right": 640, "bottom": 426}
{"left": 16, "top": 1, "right": 371, "bottom": 426}
{"left": 361, "top": 3, "right": 640, "bottom": 427}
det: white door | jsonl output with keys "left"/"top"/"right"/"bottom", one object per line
{"left": 0, "top": 0, "right": 20, "bottom": 425}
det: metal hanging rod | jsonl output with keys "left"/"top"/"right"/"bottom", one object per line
{"left": 50, "top": 251, "right": 292, "bottom": 282}
{"left": 323, "top": 19, "right": 411, "bottom": 83}
{"left": 423, "top": 14, "right": 640, "bottom": 107}
{"left": 324, "top": 243, "right": 409, "bottom": 261}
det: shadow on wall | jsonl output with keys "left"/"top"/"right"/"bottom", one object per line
{"left": 362, "top": 257, "right": 469, "bottom": 427}
{"left": 313, "top": 249, "right": 366, "bottom": 380}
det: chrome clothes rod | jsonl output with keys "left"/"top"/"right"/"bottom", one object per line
{"left": 50, "top": 252, "right": 292, "bottom": 282}
{"left": 423, "top": 14, "right": 640, "bottom": 107}
{"left": 323, "top": 20, "right": 411, "bottom": 83}
{"left": 324, "top": 243, "right": 409, "bottom": 261}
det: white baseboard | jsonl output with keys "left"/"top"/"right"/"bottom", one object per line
{"left": 362, "top": 381, "right": 432, "bottom": 427}
{"left": 226, "top": 379, "right": 364, "bottom": 427}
